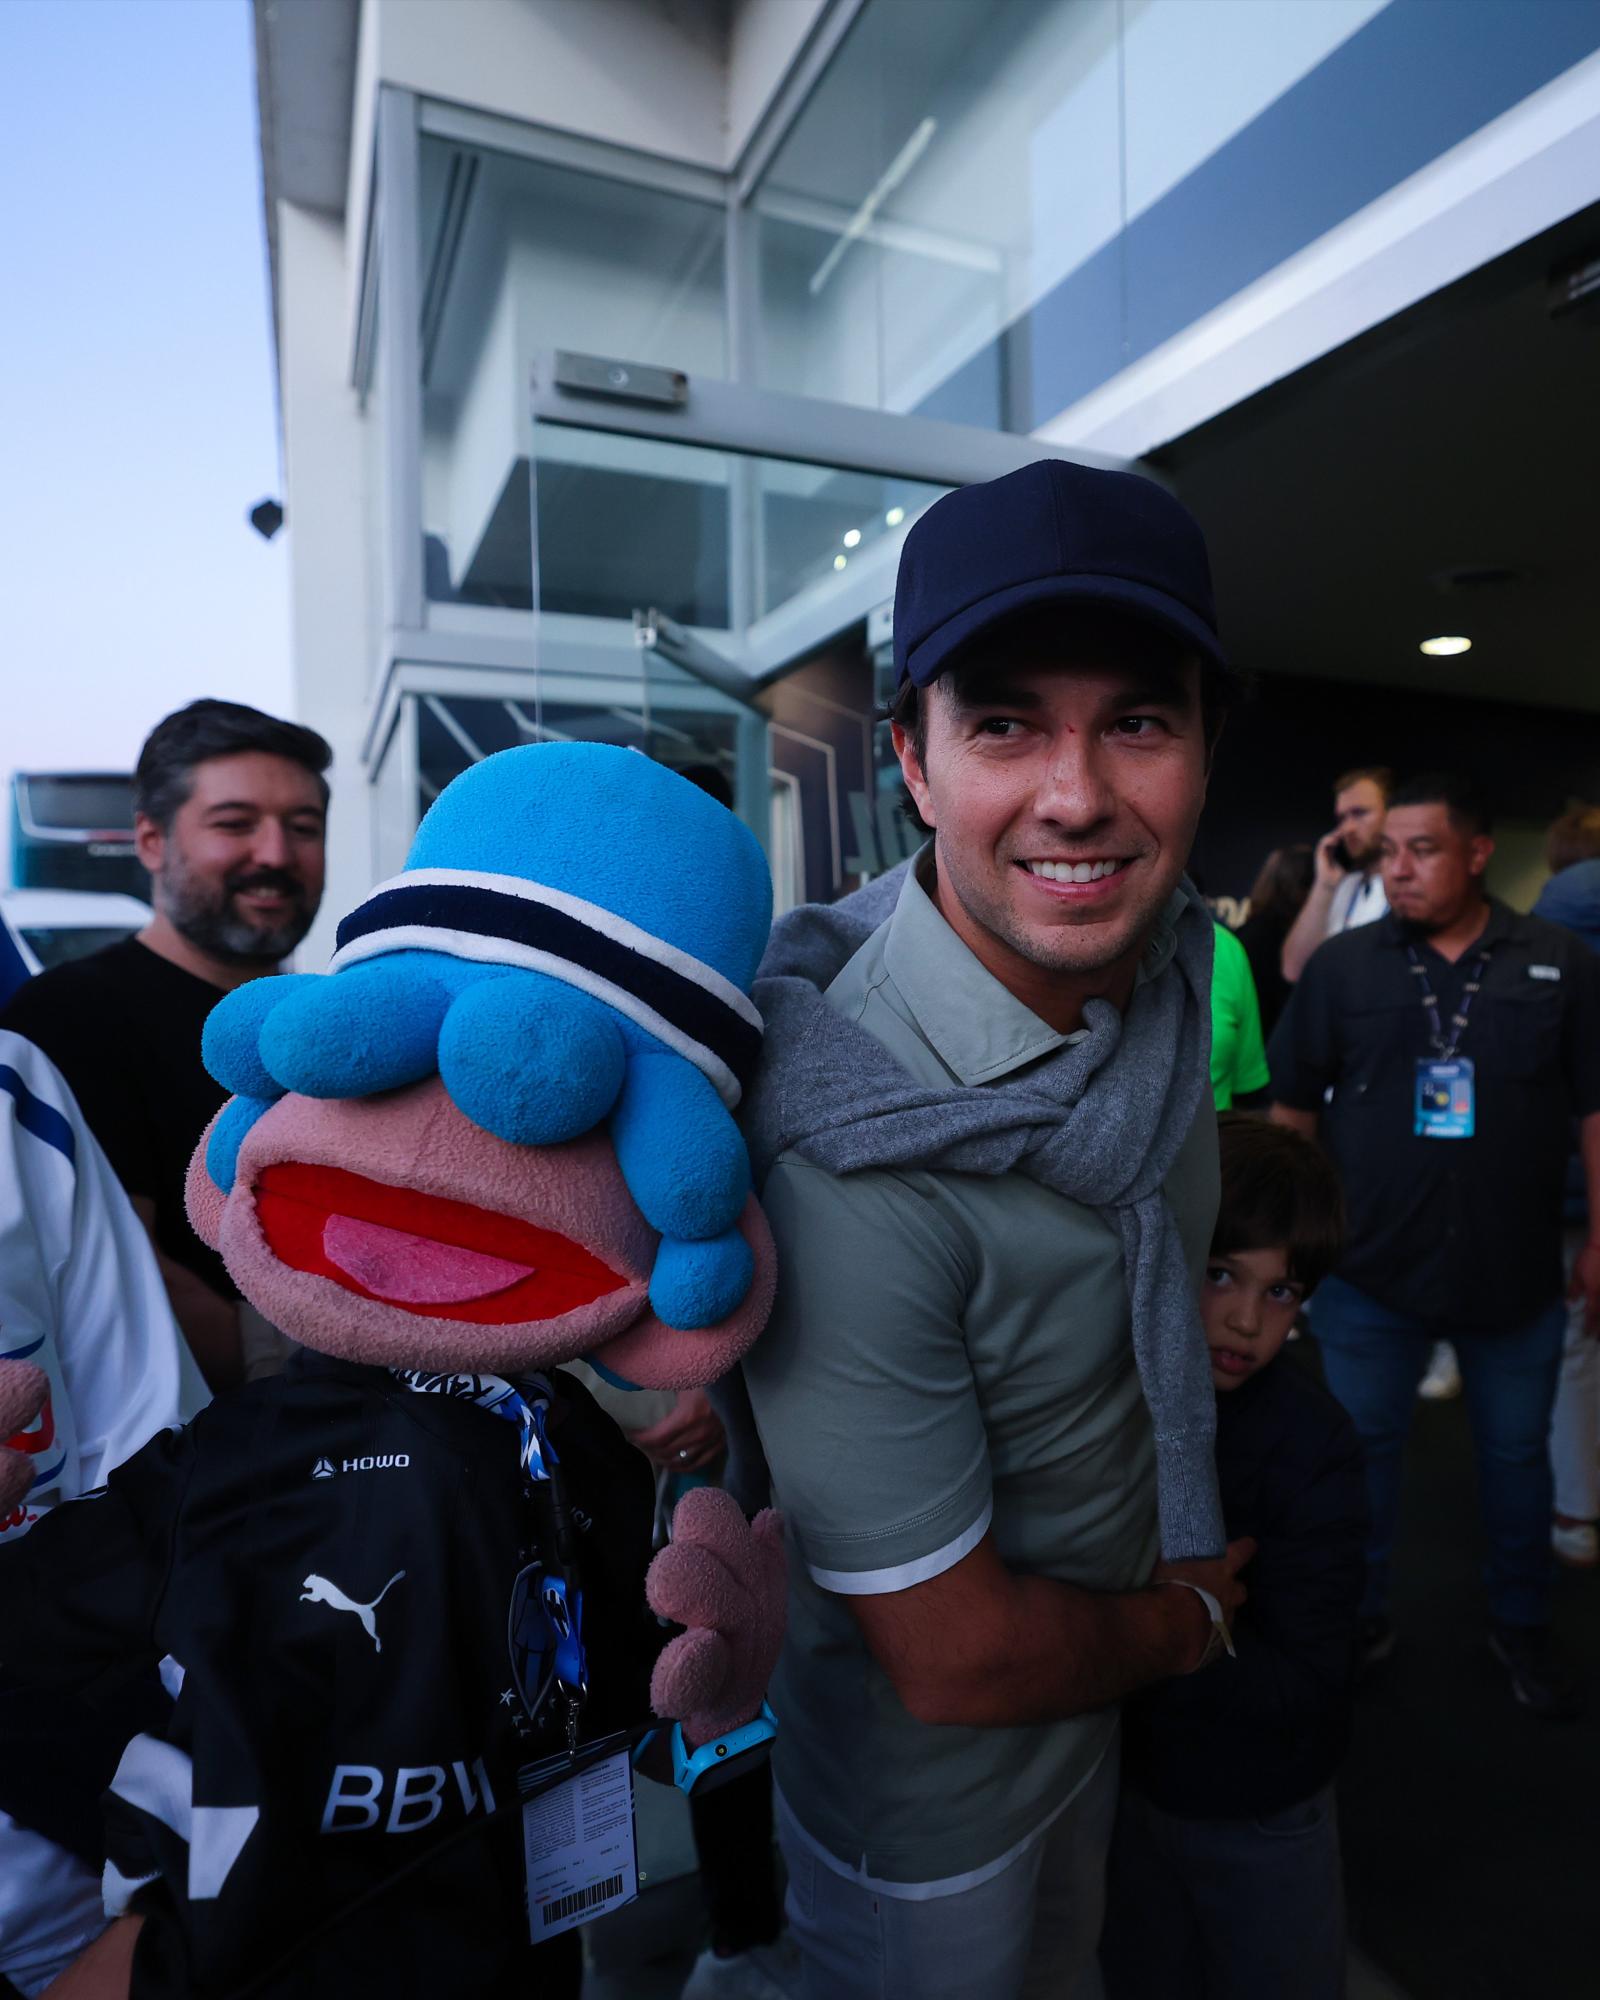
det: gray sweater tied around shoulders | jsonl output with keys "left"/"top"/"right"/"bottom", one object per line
{"left": 741, "top": 860, "right": 1224, "bottom": 1562}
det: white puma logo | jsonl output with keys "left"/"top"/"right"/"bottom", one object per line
{"left": 300, "top": 1570, "right": 406, "bottom": 1652}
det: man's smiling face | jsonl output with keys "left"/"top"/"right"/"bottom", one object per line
{"left": 894, "top": 620, "right": 1210, "bottom": 1022}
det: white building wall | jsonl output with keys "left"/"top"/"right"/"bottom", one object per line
{"left": 371, "top": 0, "right": 729, "bottom": 168}
{"left": 277, "top": 201, "right": 375, "bottom": 970}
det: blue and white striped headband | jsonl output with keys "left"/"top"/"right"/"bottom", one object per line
{"left": 330, "top": 869, "right": 764, "bottom": 1109}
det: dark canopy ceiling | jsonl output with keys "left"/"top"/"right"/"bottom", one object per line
{"left": 1164, "top": 202, "right": 1600, "bottom": 713}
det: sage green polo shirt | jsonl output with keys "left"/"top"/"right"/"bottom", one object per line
{"left": 742, "top": 860, "right": 1218, "bottom": 1888}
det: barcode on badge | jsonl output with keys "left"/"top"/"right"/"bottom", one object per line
{"left": 542, "top": 1873, "right": 625, "bottom": 1927}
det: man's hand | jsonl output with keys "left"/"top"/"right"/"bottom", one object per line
{"left": 1280, "top": 837, "right": 1346, "bottom": 982}
{"left": 1312, "top": 829, "right": 1349, "bottom": 893}
{"left": 1568, "top": 1242, "right": 1600, "bottom": 1338}
{"left": 632, "top": 1389, "right": 726, "bottom": 1473}
{"left": 1151, "top": 1537, "right": 1256, "bottom": 1673}
{"left": 847, "top": 1529, "right": 1262, "bottom": 1727}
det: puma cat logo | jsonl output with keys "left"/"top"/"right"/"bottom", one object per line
{"left": 300, "top": 1570, "right": 406, "bottom": 1652}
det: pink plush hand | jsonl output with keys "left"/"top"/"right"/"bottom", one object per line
{"left": 646, "top": 1486, "right": 786, "bottom": 1745}
{"left": 0, "top": 1361, "right": 50, "bottom": 1515}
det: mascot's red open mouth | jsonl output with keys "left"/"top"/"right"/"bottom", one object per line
{"left": 254, "top": 1163, "right": 629, "bottom": 1324}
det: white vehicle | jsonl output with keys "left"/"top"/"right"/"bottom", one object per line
{"left": 0, "top": 888, "right": 151, "bottom": 976}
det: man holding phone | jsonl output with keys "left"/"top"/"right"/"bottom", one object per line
{"left": 1279, "top": 767, "right": 1392, "bottom": 985}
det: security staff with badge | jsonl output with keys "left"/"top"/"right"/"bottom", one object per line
{"left": 1269, "top": 773, "right": 1600, "bottom": 1721}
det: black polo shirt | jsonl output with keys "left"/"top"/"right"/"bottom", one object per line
{"left": 1268, "top": 900, "right": 1600, "bottom": 1330}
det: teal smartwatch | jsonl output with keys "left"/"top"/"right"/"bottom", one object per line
{"left": 670, "top": 1701, "right": 778, "bottom": 1795}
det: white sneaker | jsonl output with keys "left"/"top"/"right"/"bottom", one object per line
{"left": 1552, "top": 1518, "right": 1599, "bottom": 1567}
{"left": 1417, "top": 1341, "right": 1462, "bottom": 1400}
{"left": 681, "top": 1937, "right": 804, "bottom": 2000}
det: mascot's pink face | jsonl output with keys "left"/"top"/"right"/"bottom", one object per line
{"left": 187, "top": 1080, "right": 774, "bottom": 1389}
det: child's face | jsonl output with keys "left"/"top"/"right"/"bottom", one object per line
{"left": 1200, "top": 1246, "right": 1305, "bottom": 1394}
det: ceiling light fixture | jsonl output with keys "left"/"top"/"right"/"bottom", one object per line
{"left": 843, "top": 528, "right": 862, "bottom": 548}
{"left": 885, "top": 506, "right": 905, "bottom": 527}
{"left": 833, "top": 554, "right": 848, "bottom": 572}
{"left": 1419, "top": 635, "right": 1472, "bottom": 657}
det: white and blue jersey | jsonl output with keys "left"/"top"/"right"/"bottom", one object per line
{"left": 0, "top": 1028, "right": 207, "bottom": 1996}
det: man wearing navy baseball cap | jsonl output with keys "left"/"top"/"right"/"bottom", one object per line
{"left": 740, "top": 459, "right": 1249, "bottom": 1999}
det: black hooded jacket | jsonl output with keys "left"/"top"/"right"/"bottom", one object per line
{"left": 1120, "top": 1351, "right": 1366, "bottom": 1820}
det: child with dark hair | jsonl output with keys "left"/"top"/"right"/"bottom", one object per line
{"left": 1101, "top": 1114, "right": 1365, "bottom": 2000}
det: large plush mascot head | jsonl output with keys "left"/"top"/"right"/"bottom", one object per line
{"left": 187, "top": 743, "right": 776, "bottom": 1389}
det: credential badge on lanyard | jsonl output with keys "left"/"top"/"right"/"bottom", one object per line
{"left": 1407, "top": 942, "right": 1491, "bottom": 1139}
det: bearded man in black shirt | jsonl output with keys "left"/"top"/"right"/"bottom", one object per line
{"left": 1, "top": 700, "right": 331, "bottom": 1390}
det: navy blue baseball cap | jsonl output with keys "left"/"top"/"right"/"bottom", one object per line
{"left": 893, "top": 458, "right": 1224, "bottom": 688}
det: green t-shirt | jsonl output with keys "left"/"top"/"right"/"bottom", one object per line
{"left": 741, "top": 862, "right": 1219, "bottom": 1886}
{"left": 1210, "top": 921, "right": 1270, "bottom": 1111}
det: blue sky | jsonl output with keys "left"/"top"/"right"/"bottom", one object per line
{"left": 0, "top": 0, "right": 290, "bottom": 866}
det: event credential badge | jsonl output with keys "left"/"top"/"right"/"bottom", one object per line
{"left": 1414, "top": 1058, "right": 1475, "bottom": 1139}
{"left": 521, "top": 1735, "right": 639, "bottom": 1942}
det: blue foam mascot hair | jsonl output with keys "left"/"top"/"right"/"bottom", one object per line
{"left": 203, "top": 744, "right": 774, "bottom": 1328}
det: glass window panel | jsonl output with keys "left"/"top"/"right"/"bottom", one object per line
{"left": 752, "top": 0, "right": 1120, "bottom": 425}
{"left": 506, "top": 418, "right": 952, "bottom": 905}
{"left": 419, "top": 137, "right": 726, "bottom": 605}
{"left": 413, "top": 686, "right": 744, "bottom": 830}
{"left": 534, "top": 426, "right": 733, "bottom": 629}
{"left": 18, "top": 776, "right": 134, "bottom": 831}
{"left": 754, "top": 462, "right": 947, "bottom": 620}
{"left": 750, "top": 0, "right": 1425, "bottom": 429}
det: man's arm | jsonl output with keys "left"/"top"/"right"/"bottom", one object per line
{"left": 1265, "top": 951, "right": 1341, "bottom": 1141}
{"left": 1559, "top": 946, "right": 1600, "bottom": 1336}
{"left": 847, "top": 1529, "right": 1254, "bottom": 1728}
{"left": 744, "top": 1160, "right": 1251, "bottom": 1727}
{"left": 1279, "top": 833, "right": 1346, "bottom": 984}
{"left": 129, "top": 1196, "right": 243, "bottom": 1394}
{"left": 38, "top": 1915, "right": 143, "bottom": 1999}
{"left": 1570, "top": 1110, "right": 1600, "bottom": 1337}
{"left": 1133, "top": 1407, "right": 1366, "bottom": 1735}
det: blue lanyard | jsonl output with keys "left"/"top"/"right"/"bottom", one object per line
{"left": 1404, "top": 943, "right": 1492, "bottom": 1060}
{"left": 497, "top": 1382, "right": 588, "bottom": 1716}
{"left": 391, "top": 1368, "right": 588, "bottom": 1747}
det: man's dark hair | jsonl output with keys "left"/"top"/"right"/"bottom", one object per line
{"left": 133, "top": 700, "right": 333, "bottom": 830}
{"left": 1332, "top": 764, "right": 1394, "bottom": 803}
{"left": 1213, "top": 1112, "right": 1345, "bottom": 1295}
{"left": 1387, "top": 771, "right": 1493, "bottom": 839}
{"left": 886, "top": 605, "right": 1244, "bottom": 771}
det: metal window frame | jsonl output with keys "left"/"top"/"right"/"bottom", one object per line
{"left": 731, "top": 0, "right": 871, "bottom": 204}
{"left": 418, "top": 98, "right": 727, "bottom": 205}
{"left": 374, "top": 87, "right": 425, "bottom": 637}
